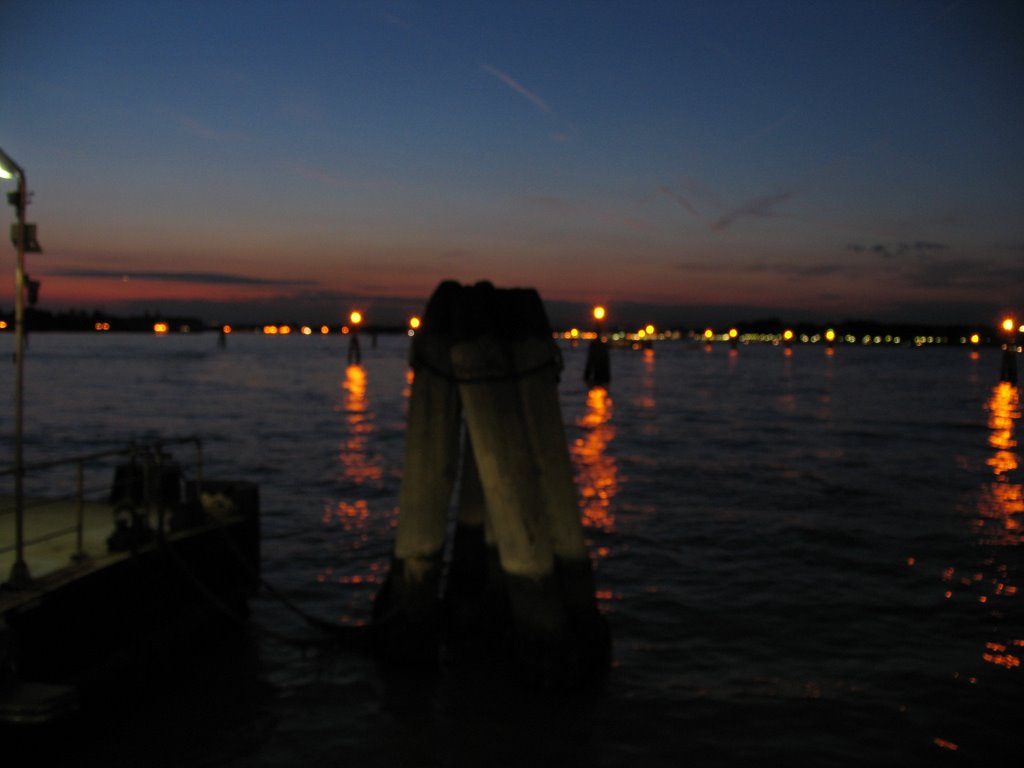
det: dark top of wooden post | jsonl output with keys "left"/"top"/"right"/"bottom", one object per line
{"left": 418, "top": 281, "right": 552, "bottom": 342}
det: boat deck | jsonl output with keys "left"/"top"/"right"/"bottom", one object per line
{"left": 0, "top": 494, "right": 248, "bottom": 615}
{"left": 1, "top": 496, "right": 116, "bottom": 574}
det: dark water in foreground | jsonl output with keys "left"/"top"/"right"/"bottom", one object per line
{"left": 1, "top": 333, "right": 1021, "bottom": 765}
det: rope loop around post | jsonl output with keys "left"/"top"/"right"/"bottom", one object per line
{"left": 410, "top": 341, "right": 563, "bottom": 384}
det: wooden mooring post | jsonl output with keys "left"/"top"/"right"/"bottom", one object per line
{"left": 373, "top": 280, "right": 610, "bottom": 686}
{"left": 1001, "top": 347, "right": 1018, "bottom": 385}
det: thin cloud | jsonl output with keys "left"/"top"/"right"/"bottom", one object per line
{"left": 741, "top": 108, "right": 799, "bottom": 144}
{"left": 674, "top": 258, "right": 850, "bottom": 277}
{"left": 286, "top": 162, "right": 394, "bottom": 191}
{"left": 51, "top": 269, "right": 314, "bottom": 287}
{"left": 712, "top": 190, "right": 794, "bottom": 231}
{"left": 175, "top": 115, "right": 245, "bottom": 142}
{"left": 846, "top": 241, "right": 949, "bottom": 259}
{"left": 480, "top": 63, "right": 550, "bottom": 114}
{"left": 658, "top": 185, "right": 699, "bottom": 217}
{"left": 891, "top": 255, "right": 1024, "bottom": 291}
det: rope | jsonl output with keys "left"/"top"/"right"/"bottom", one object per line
{"left": 132, "top": 510, "right": 372, "bottom": 651}
{"left": 206, "top": 514, "right": 373, "bottom": 651}
{"left": 411, "top": 344, "right": 564, "bottom": 384}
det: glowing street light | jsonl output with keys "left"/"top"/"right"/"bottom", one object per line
{"left": 1, "top": 147, "right": 44, "bottom": 588}
{"left": 350, "top": 310, "right": 363, "bottom": 326}
{"left": 592, "top": 305, "right": 607, "bottom": 342}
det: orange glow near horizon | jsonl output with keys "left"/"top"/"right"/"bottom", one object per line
{"left": 593, "top": 305, "right": 606, "bottom": 322}
{"left": 153, "top": 322, "right": 169, "bottom": 334}
{"left": 350, "top": 310, "right": 363, "bottom": 326}
{"left": 1002, "top": 317, "right": 1015, "bottom": 333}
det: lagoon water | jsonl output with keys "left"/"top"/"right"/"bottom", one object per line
{"left": 1, "top": 332, "right": 1021, "bottom": 765}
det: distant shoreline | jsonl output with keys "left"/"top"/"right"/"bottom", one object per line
{"left": 0, "top": 307, "right": 1015, "bottom": 347}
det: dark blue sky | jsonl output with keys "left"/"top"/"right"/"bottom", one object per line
{"left": 2, "top": 1, "right": 1022, "bottom": 327}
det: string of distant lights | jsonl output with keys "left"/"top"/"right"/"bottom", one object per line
{"left": 5, "top": 312, "right": 1019, "bottom": 349}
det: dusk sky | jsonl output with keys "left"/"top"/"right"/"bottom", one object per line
{"left": 2, "top": 1, "right": 1022, "bottom": 328}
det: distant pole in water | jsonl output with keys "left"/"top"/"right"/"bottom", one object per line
{"left": 584, "top": 305, "right": 611, "bottom": 385}
{"left": 348, "top": 310, "right": 363, "bottom": 365}
{"left": 375, "top": 280, "right": 610, "bottom": 686}
{"left": 999, "top": 317, "right": 1018, "bottom": 385}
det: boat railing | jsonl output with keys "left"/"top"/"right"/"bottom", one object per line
{"left": 0, "top": 436, "right": 204, "bottom": 583}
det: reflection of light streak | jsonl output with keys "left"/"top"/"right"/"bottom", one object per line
{"left": 338, "top": 364, "right": 381, "bottom": 483}
{"left": 323, "top": 498, "right": 370, "bottom": 528}
{"left": 987, "top": 382, "right": 1020, "bottom": 476}
{"left": 403, "top": 367, "right": 414, "bottom": 400}
{"left": 571, "top": 386, "right": 617, "bottom": 533}
{"left": 968, "top": 382, "right": 1024, "bottom": 675}
{"left": 975, "top": 382, "right": 1022, "bottom": 545}
{"left": 640, "top": 348, "right": 656, "bottom": 410}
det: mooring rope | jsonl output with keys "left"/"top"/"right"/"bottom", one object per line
{"left": 410, "top": 343, "right": 564, "bottom": 384}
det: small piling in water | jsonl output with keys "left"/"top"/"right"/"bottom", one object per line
{"left": 1000, "top": 346, "right": 1018, "bottom": 385}
{"left": 373, "top": 280, "right": 609, "bottom": 686}
{"left": 584, "top": 340, "right": 611, "bottom": 386}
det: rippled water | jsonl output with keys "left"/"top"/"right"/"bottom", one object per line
{"left": 1, "top": 332, "right": 1021, "bottom": 765}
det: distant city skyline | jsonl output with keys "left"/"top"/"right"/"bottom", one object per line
{"left": 2, "top": 1, "right": 1022, "bottom": 328}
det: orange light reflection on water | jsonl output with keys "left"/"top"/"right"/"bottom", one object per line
{"left": 968, "top": 382, "right": 1023, "bottom": 676}
{"left": 317, "top": 365, "right": 390, "bottom": 620}
{"left": 337, "top": 364, "right": 382, "bottom": 484}
{"left": 975, "top": 382, "right": 1022, "bottom": 545}
{"left": 572, "top": 385, "right": 617, "bottom": 534}
{"left": 639, "top": 348, "right": 656, "bottom": 410}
